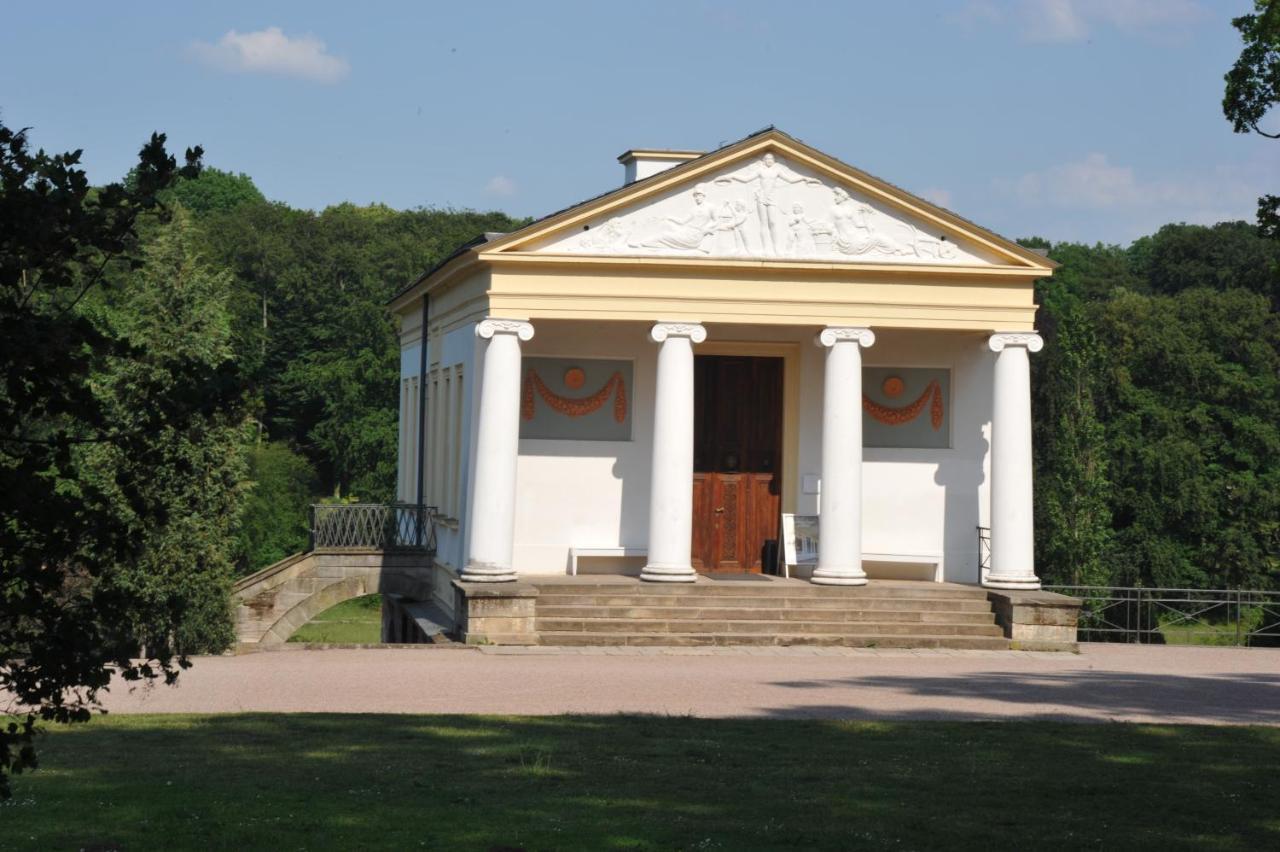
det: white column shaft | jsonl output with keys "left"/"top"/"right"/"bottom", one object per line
{"left": 641, "top": 323, "right": 706, "bottom": 583}
{"left": 813, "top": 327, "right": 875, "bottom": 586}
{"left": 462, "top": 318, "right": 533, "bottom": 583}
{"left": 986, "top": 333, "right": 1042, "bottom": 590}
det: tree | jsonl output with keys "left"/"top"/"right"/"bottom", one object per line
{"left": 0, "top": 121, "right": 232, "bottom": 799}
{"left": 162, "top": 166, "right": 266, "bottom": 217}
{"left": 234, "top": 442, "right": 320, "bottom": 573}
{"left": 1224, "top": 0, "right": 1280, "bottom": 237}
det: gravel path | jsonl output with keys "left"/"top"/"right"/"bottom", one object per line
{"left": 93, "top": 644, "right": 1280, "bottom": 725}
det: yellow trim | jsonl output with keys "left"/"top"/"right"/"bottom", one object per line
{"left": 695, "top": 341, "right": 799, "bottom": 515}
{"left": 487, "top": 267, "right": 1039, "bottom": 331}
{"left": 481, "top": 251, "right": 1046, "bottom": 279}
{"left": 618, "top": 149, "right": 704, "bottom": 163}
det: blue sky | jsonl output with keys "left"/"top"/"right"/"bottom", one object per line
{"left": 3, "top": 1, "right": 1275, "bottom": 245}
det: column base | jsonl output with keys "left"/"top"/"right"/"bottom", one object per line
{"left": 459, "top": 561, "right": 517, "bottom": 583}
{"left": 810, "top": 567, "right": 868, "bottom": 586}
{"left": 983, "top": 573, "right": 1041, "bottom": 591}
{"left": 640, "top": 563, "right": 697, "bottom": 583}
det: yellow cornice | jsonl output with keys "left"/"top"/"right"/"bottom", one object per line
{"left": 389, "top": 251, "right": 482, "bottom": 314}
{"left": 479, "top": 250, "right": 1049, "bottom": 282}
{"left": 617, "top": 149, "right": 704, "bottom": 163}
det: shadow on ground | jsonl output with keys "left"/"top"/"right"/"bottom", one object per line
{"left": 763, "top": 670, "right": 1280, "bottom": 724}
{"left": 5, "top": 712, "right": 1279, "bottom": 850}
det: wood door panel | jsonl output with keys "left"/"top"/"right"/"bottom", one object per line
{"left": 692, "top": 356, "right": 783, "bottom": 572}
{"left": 691, "top": 473, "right": 709, "bottom": 569}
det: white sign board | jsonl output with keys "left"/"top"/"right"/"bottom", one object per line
{"left": 780, "top": 514, "right": 819, "bottom": 578}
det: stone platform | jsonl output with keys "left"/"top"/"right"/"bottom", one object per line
{"left": 452, "top": 575, "right": 1081, "bottom": 651}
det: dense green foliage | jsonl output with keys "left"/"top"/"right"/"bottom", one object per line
{"left": 8, "top": 715, "right": 1279, "bottom": 850}
{"left": 233, "top": 441, "right": 319, "bottom": 572}
{"left": 1032, "top": 222, "right": 1280, "bottom": 590}
{"left": 190, "top": 196, "right": 527, "bottom": 504}
{"left": 1224, "top": 0, "right": 1280, "bottom": 236}
{"left": 0, "top": 122, "right": 214, "bottom": 797}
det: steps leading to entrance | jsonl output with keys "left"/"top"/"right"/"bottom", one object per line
{"left": 529, "top": 579, "right": 1010, "bottom": 650}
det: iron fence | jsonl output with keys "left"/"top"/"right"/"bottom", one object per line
{"left": 977, "top": 526, "right": 991, "bottom": 572}
{"left": 1042, "top": 585, "right": 1280, "bottom": 647}
{"left": 308, "top": 503, "right": 437, "bottom": 553}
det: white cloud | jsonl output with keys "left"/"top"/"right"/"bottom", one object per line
{"left": 920, "top": 187, "right": 954, "bottom": 208}
{"left": 484, "top": 175, "right": 518, "bottom": 197}
{"left": 958, "top": 0, "right": 1204, "bottom": 42}
{"left": 1009, "top": 153, "right": 1140, "bottom": 207}
{"left": 190, "top": 27, "right": 349, "bottom": 83}
{"left": 1000, "top": 152, "right": 1275, "bottom": 225}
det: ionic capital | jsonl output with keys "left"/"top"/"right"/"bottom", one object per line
{"left": 988, "top": 332, "right": 1043, "bottom": 353}
{"left": 816, "top": 326, "right": 875, "bottom": 349}
{"left": 649, "top": 322, "right": 707, "bottom": 344}
{"left": 476, "top": 318, "right": 535, "bottom": 342}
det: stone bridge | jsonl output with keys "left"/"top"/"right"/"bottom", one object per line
{"left": 232, "top": 549, "right": 436, "bottom": 651}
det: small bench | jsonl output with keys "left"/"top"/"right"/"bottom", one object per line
{"left": 783, "top": 552, "right": 943, "bottom": 581}
{"left": 569, "top": 546, "right": 648, "bottom": 576}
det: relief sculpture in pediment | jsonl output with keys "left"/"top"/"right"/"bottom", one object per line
{"left": 555, "top": 153, "right": 972, "bottom": 264}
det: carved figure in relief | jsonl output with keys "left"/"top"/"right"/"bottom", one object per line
{"left": 782, "top": 202, "right": 826, "bottom": 256}
{"left": 830, "top": 187, "right": 912, "bottom": 257}
{"left": 629, "top": 185, "right": 717, "bottom": 252}
{"left": 711, "top": 200, "right": 750, "bottom": 255}
{"left": 714, "top": 153, "right": 820, "bottom": 255}
{"left": 578, "top": 217, "right": 628, "bottom": 251}
{"left": 907, "top": 226, "right": 958, "bottom": 260}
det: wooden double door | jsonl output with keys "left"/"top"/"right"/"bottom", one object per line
{"left": 691, "top": 355, "right": 783, "bottom": 573}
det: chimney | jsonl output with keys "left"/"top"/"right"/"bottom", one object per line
{"left": 618, "top": 149, "right": 703, "bottom": 184}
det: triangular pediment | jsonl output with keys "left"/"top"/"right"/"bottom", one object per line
{"left": 481, "top": 130, "right": 1052, "bottom": 272}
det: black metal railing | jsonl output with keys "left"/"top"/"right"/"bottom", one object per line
{"left": 1042, "top": 585, "right": 1280, "bottom": 647}
{"left": 308, "top": 503, "right": 437, "bottom": 553}
{"left": 977, "top": 526, "right": 991, "bottom": 572}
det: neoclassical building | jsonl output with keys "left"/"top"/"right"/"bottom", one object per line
{"left": 389, "top": 129, "right": 1055, "bottom": 619}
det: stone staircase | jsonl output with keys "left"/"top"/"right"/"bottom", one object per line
{"left": 531, "top": 578, "right": 1009, "bottom": 649}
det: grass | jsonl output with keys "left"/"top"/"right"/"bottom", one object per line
{"left": 288, "top": 593, "right": 382, "bottom": 644}
{"left": 2, "top": 715, "right": 1278, "bottom": 850}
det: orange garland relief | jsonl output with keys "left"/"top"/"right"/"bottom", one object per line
{"left": 522, "top": 369, "right": 628, "bottom": 423}
{"left": 863, "top": 379, "right": 944, "bottom": 430}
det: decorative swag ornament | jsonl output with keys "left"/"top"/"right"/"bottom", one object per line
{"left": 863, "top": 379, "right": 944, "bottom": 429}
{"left": 522, "top": 369, "right": 628, "bottom": 423}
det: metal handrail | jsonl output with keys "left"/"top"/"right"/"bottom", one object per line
{"left": 1043, "top": 585, "right": 1280, "bottom": 647}
{"left": 308, "top": 503, "right": 438, "bottom": 553}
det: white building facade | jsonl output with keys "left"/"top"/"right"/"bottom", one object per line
{"left": 390, "top": 130, "right": 1054, "bottom": 614}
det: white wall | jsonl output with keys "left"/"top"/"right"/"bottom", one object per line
{"left": 502, "top": 322, "right": 993, "bottom": 582}
{"left": 862, "top": 330, "right": 991, "bottom": 583}
{"left": 398, "top": 311, "right": 481, "bottom": 580}
{"left": 513, "top": 321, "right": 656, "bottom": 573}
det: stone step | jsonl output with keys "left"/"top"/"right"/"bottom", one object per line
{"left": 535, "top": 605, "right": 998, "bottom": 624}
{"left": 535, "top": 594, "right": 994, "bottom": 612}
{"left": 535, "top": 618, "right": 1003, "bottom": 637}
{"left": 536, "top": 632, "right": 1011, "bottom": 650}
{"left": 534, "top": 582, "right": 989, "bottom": 600}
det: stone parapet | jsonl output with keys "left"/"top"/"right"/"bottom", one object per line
{"left": 453, "top": 581, "right": 540, "bottom": 645}
{"left": 986, "top": 589, "right": 1082, "bottom": 652}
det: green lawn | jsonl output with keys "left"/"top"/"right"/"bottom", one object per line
{"left": 287, "top": 593, "right": 382, "bottom": 644}
{"left": 3, "top": 715, "right": 1277, "bottom": 850}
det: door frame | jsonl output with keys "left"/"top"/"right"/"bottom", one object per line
{"left": 694, "top": 341, "right": 800, "bottom": 515}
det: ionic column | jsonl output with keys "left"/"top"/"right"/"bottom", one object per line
{"left": 461, "top": 318, "right": 534, "bottom": 583}
{"left": 813, "top": 327, "right": 875, "bottom": 586}
{"left": 985, "top": 332, "right": 1043, "bottom": 590}
{"left": 641, "top": 322, "right": 707, "bottom": 583}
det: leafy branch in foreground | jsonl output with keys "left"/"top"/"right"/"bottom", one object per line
{"left": 0, "top": 120, "right": 249, "bottom": 800}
